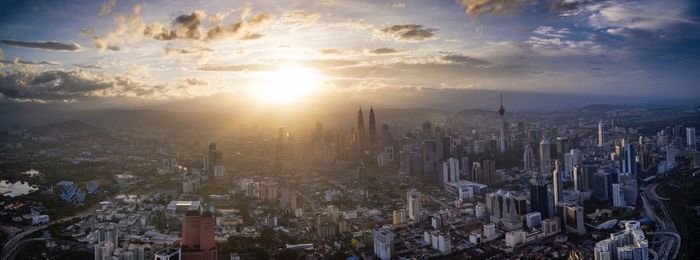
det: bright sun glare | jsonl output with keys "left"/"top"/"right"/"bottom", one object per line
{"left": 253, "top": 66, "right": 324, "bottom": 104}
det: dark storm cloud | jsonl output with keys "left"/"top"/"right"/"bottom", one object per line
{"left": 378, "top": 24, "right": 437, "bottom": 42}
{"left": 441, "top": 54, "right": 490, "bottom": 65}
{"left": 0, "top": 40, "right": 82, "bottom": 51}
{"left": 0, "top": 69, "right": 168, "bottom": 101}
{"left": 173, "top": 11, "right": 205, "bottom": 39}
{"left": 368, "top": 47, "right": 400, "bottom": 55}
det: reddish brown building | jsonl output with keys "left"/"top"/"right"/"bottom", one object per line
{"left": 181, "top": 210, "right": 217, "bottom": 260}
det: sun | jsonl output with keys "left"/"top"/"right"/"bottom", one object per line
{"left": 252, "top": 66, "right": 324, "bottom": 104}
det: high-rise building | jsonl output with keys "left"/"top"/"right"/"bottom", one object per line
{"left": 620, "top": 143, "right": 637, "bottom": 177}
{"left": 392, "top": 209, "right": 407, "bottom": 227}
{"left": 552, "top": 160, "right": 563, "bottom": 208}
{"left": 592, "top": 172, "right": 612, "bottom": 202}
{"left": 442, "top": 158, "right": 460, "bottom": 183}
{"left": 598, "top": 121, "right": 608, "bottom": 147}
{"left": 530, "top": 173, "right": 551, "bottom": 218}
{"left": 564, "top": 149, "right": 581, "bottom": 179}
{"left": 594, "top": 221, "right": 648, "bottom": 260}
{"left": 573, "top": 165, "right": 585, "bottom": 192}
{"left": 498, "top": 94, "right": 508, "bottom": 152}
{"left": 482, "top": 159, "right": 496, "bottom": 185}
{"left": 523, "top": 145, "right": 535, "bottom": 171}
{"left": 374, "top": 226, "right": 394, "bottom": 260}
{"left": 539, "top": 138, "right": 551, "bottom": 174}
{"left": 181, "top": 211, "right": 217, "bottom": 260}
{"left": 357, "top": 107, "right": 366, "bottom": 154}
{"left": 687, "top": 127, "right": 697, "bottom": 149}
{"left": 471, "top": 162, "right": 481, "bottom": 183}
{"left": 407, "top": 189, "right": 421, "bottom": 222}
{"left": 564, "top": 204, "right": 586, "bottom": 235}
{"left": 369, "top": 107, "right": 377, "bottom": 151}
{"left": 612, "top": 183, "right": 625, "bottom": 208}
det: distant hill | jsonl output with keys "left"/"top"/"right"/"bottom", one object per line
{"left": 579, "top": 104, "right": 628, "bottom": 111}
{"left": 455, "top": 108, "right": 493, "bottom": 117}
{"left": 29, "top": 120, "right": 102, "bottom": 136}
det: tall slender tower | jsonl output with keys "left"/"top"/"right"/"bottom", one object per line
{"left": 498, "top": 94, "right": 507, "bottom": 152}
{"left": 523, "top": 145, "right": 535, "bottom": 171}
{"left": 357, "top": 107, "right": 366, "bottom": 153}
{"left": 369, "top": 107, "right": 377, "bottom": 150}
{"left": 539, "top": 138, "right": 551, "bottom": 174}
{"left": 552, "top": 160, "right": 563, "bottom": 207}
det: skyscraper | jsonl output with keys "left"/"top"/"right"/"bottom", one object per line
{"left": 442, "top": 158, "right": 459, "bottom": 183}
{"left": 598, "top": 121, "right": 608, "bottom": 147}
{"left": 369, "top": 106, "right": 377, "bottom": 150}
{"left": 539, "top": 138, "right": 551, "bottom": 174}
{"left": 612, "top": 183, "right": 625, "bottom": 208}
{"left": 564, "top": 204, "right": 586, "bottom": 235}
{"left": 523, "top": 145, "right": 535, "bottom": 171}
{"left": 181, "top": 211, "right": 217, "bottom": 260}
{"left": 482, "top": 159, "right": 496, "bottom": 185}
{"left": 530, "top": 173, "right": 550, "bottom": 218}
{"left": 407, "top": 189, "right": 421, "bottom": 222}
{"left": 552, "top": 160, "right": 563, "bottom": 208}
{"left": 573, "top": 165, "right": 584, "bottom": 192}
{"left": 620, "top": 143, "right": 637, "bottom": 177}
{"left": 357, "top": 107, "right": 366, "bottom": 154}
{"left": 498, "top": 94, "right": 507, "bottom": 152}
{"left": 687, "top": 127, "right": 697, "bottom": 149}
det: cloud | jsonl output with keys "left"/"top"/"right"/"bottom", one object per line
{"left": 143, "top": 10, "right": 209, "bottom": 41}
{"left": 319, "top": 48, "right": 343, "bottom": 55}
{"left": 204, "top": 13, "right": 274, "bottom": 42}
{"left": 0, "top": 69, "right": 171, "bottom": 101}
{"left": 240, "top": 32, "right": 265, "bottom": 40}
{"left": 280, "top": 10, "right": 321, "bottom": 29}
{"left": 164, "top": 44, "right": 213, "bottom": 55}
{"left": 367, "top": 47, "right": 400, "bottom": 55}
{"left": 458, "top": 0, "right": 533, "bottom": 18}
{"left": 587, "top": 0, "right": 698, "bottom": 36}
{"left": 1, "top": 59, "right": 61, "bottom": 66}
{"left": 533, "top": 26, "right": 571, "bottom": 38}
{"left": 525, "top": 26, "right": 602, "bottom": 55}
{"left": 0, "top": 40, "right": 82, "bottom": 51}
{"left": 99, "top": 0, "right": 117, "bottom": 16}
{"left": 73, "top": 64, "right": 104, "bottom": 69}
{"left": 440, "top": 54, "right": 490, "bottom": 65}
{"left": 390, "top": 2, "right": 407, "bottom": 8}
{"left": 378, "top": 24, "right": 438, "bottom": 42}
{"left": 182, "top": 78, "right": 208, "bottom": 86}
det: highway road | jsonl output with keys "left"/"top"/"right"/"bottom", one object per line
{"left": 642, "top": 183, "right": 681, "bottom": 260}
{"left": 0, "top": 202, "right": 101, "bottom": 259}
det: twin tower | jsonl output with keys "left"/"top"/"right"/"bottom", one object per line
{"left": 357, "top": 107, "right": 377, "bottom": 153}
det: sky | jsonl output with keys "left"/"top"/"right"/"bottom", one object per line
{"left": 0, "top": 0, "right": 699, "bottom": 107}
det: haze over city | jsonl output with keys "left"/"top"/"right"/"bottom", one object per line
{"left": 0, "top": 1, "right": 699, "bottom": 260}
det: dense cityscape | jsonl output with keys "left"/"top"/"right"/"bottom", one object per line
{"left": 1, "top": 102, "right": 699, "bottom": 259}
